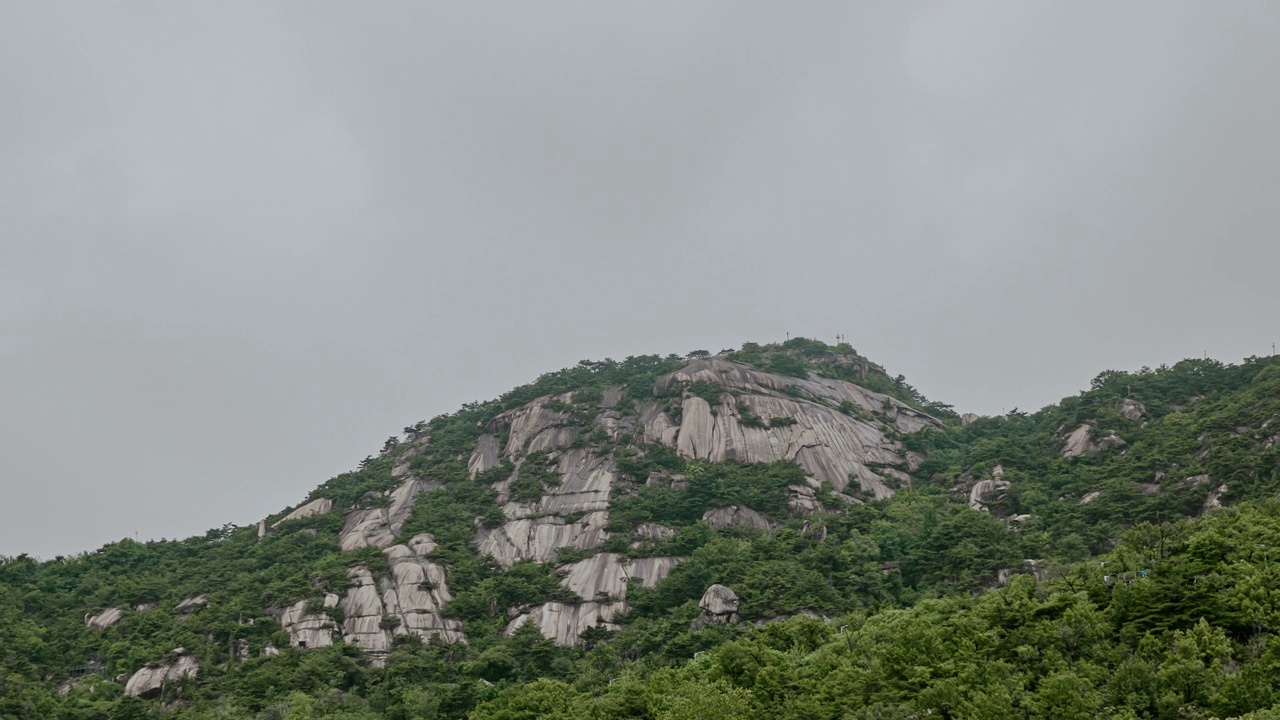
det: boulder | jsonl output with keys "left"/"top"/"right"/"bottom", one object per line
{"left": 1079, "top": 491, "right": 1102, "bottom": 505}
{"left": 692, "top": 584, "right": 740, "bottom": 629}
{"left": 961, "top": 413, "right": 981, "bottom": 426}
{"left": 1061, "top": 424, "right": 1095, "bottom": 458}
{"left": 1117, "top": 399, "right": 1147, "bottom": 421}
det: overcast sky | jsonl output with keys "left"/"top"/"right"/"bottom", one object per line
{"left": 2, "top": 1, "right": 1278, "bottom": 558}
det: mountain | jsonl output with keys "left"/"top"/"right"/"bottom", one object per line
{"left": 2, "top": 338, "right": 1279, "bottom": 719}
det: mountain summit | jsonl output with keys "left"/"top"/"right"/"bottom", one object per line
{"left": 4, "top": 338, "right": 1279, "bottom": 719}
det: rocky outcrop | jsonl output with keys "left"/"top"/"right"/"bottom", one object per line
{"left": 1062, "top": 424, "right": 1095, "bottom": 458}
{"left": 340, "top": 535, "right": 466, "bottom": 663}
{"left": 476, "top": 510, "right": 610, "bottom": 567}
{"left": 85, "top": 607, "right": 123, "bottom": 630}
{"left": 632, "top": 522, "right": 676, "bottom": 543}
{"left": 1079, "top": 490, "right": 1102, "bottom": 505}
{"left": 277, "top": 600, "right": 336, "bottom": 649}
{"left": 691, "top": 584, "right": 740, "bottom": 629}
{"left": 702, "top": 505, "right": 775, "bottom": 531}
{"left": 175, "top": 596, "right": 207, "bottom": 614}
{"left": 272, "top": 498, "right": 333, "bottom": 527}
{"left": 651, "top": 359, "right": 940, "bottom": 498}
{"left": 468, "top": 434, "right": 502, "bottom": 478}
{"left": 504, "top": 553, "right": 681, "bottom": 645}
{"left": 504, "top": 602, "right": 621, "bottom": 646}
{"left": 123, "top": 652, "right": 199, "bottom": 698}
{"left": 1203, "top": 484, "right": 1229, "bottom": 513}
{"left": 961, "top": 413, "right": 981, "bottom": 426}
{"left": 340, "top": 478, "right": 436, "bottom": 551}
{"left": 1062, "top": 423, "right": 1125, "bottom": 457}
{"left": 1117, "top": 399, "right": 1147, "bottom": 422}
{"left": 968, "top": 466, "right": 1010, "bottom": 512}
{"left": 492, "top": 393, "right": 578, "bottom": 457}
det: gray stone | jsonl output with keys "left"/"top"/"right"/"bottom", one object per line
{"left": 85, "top": 607, "right": 124, "bottom": 630}
{"left": 272, "top": 498, "right": 332, "bottom": 528}
{"left": 702, "top": 505, "right": 775, "bottom": 531}
{"left": 278, "top": 599, "right": 335, "bottom": 649}
{"left": 340, "top": 478, "right": 436, "bottom": 551}
{"left": 468, "top": 434, "right": 502, "bottom": 479}
{"left": 692, "top": 584, "right": 740, "bottom": 629}
{"left": 175, "top": 596, "right": 207, "bottom": 614}
{"left": 1117, "top": 399, "right": 1147, "bottom": 421}
{"left": 961, "top": 413, "right": 980, "bottom": 426}
{"left": 475, "top": 510, "right": 610, "bottom": 567}
{"left": 1061, "top": 424, "right": 1095, "bottom": 458}
{"left": 124, "top": 653, "right": 199, "bottom": 698}
{"left": 1079, "top": 491, "right": 1102, "bottom": 505}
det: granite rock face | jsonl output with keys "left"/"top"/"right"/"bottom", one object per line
{"left": 273, "top": 498, "right": 333, "bottom": 527}
{"left": 124, "top": 653, "right": 199, "bottom": 698}
{"left": 339, "top": 534, "right": 467, "bottom": 664}
{"left": 468, "top": 434, "right": 502, "bottom": 478}
{"left": 652, "top": 359, "right": 941, "bottom": 498}
{"left": 1062, "top": 424, "right": 1096, "bottom": 458}
{"left": 476, "top": 448, "right": 618, "bottom": 567}
{"left": 85, "top": 607, "right": 124, "bottom": 630}
{"left": 968, "top": 465, "right": 1010, "bottom": 512}
{"left": 703, "top": 505, "right": 776, "bottom": 531}
{"left": 504, "top": 553, "right": 682, "bottom": 645}
{"left": 277, "top": 600, "right": 336, "bottom": 649}
{"left": 340, "top": 478, "right": 436, "bottom": 551}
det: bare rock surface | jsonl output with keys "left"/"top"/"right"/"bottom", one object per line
{"left": 652, "top": 359, "right": 939, "bottom": 498}
{"left": 278, "top": 600, "right": 335, "bottom": 649}
{"left": 503, "top": 553, "right": 682, "bottom": 645}
{"left": 1079, "top": 490, "right": 1103, "bottom": 505}
{"left": 340, "top": 478, "right": 436, "bottom": 551}
{"left": 492, "top": 393, "right": 576, "bottom": 457}
{"left": 175, "top": 596, "right": 207, "bottom": 614}
{"left": 1062, "top": 424, "right": 1096, "bottom": 458}
{"left": 272, "top": 498, "right": 332, "bottom": 527}
{"left": 124, "top": 653, "right": 199, "bottom": 698}
{"left": 692, "top": 584, "right": 740, "bottom": 628}
{"left": 961, "top": 413, "right": 981, "bottom": 426}
{"left": 476, "top": 510, "right": 610, "bottom": 567}
{"left": 703, "top": 505, "right": 776, "bottom": 531}
{"left": 968, "top": 465, "right": 1010, "bottom": 512}
{"left": 1117, "top": 399, "right": 1147, "bottom": 421}
{"left": 504, "top": 601, "right": 621, "bottom": 646}
{"left": 85, "top": 607, "right": 124, "bottom": 630}
{"left": 468, "top": 434, "right": 502, "bottom": 478}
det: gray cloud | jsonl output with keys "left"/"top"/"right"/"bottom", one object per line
{"left": 2, "top": 1, "right": 1278, "bottom": 556}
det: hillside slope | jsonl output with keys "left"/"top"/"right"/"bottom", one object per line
{"left": 2, "top": 339, "right": 1278, "bottom": 719}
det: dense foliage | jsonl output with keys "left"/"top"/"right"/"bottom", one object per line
{"left": 2, "top": 341, "right": 1278, "bottom": 719}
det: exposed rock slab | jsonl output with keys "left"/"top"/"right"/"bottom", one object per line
{"left": 175, "top": 596, "right": 207, "bottom": 614}
{"left": 475, "top": 510, "right": 610, "bottom": 567}
{"left": 651, "top": 359, "right": 938, "bottom": 498}
{"left": 504, "top": 553, "right": 682, "bottom": 645}
{"left": 504, "top": 601, "right": 620, "bottom": 646}
{"left": 277, "top": 600, "right": 335, "bottom": 649}
{"left": 468, "top": 434, "right": 501, "bottom": 479}
{"left": 491, "top": 393, "right": 576, "bottom": 457}
{"left": 703, "top": 505, "right": 775, "bottom": 531}
{"left": 273, "top": 498, "right": 333, "bottom": 527}
{"left": 85, "top": 607, "right": 123, "bottom": 630}
{"left": 1062, "top": 424, "right": 1096, "bottom": 458}
{"left": 124, "top": 653, "right": 199, "bottom": 698}
{"left": 340, "top": 478, "right": 435, "bottom": 551}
